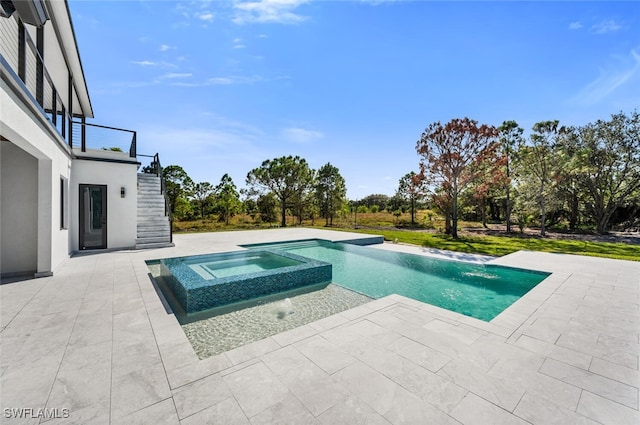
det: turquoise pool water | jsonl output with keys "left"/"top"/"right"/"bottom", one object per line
{"left": 243, "top": 240, "right": 549, "bottom": 321}
{"left": 192, "top": 252, "right": 303, "bottom": 279}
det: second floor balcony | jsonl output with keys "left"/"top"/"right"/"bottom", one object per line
{"left": 1, "top": 10, "right": 138, "bottom": 162}
{"left": 71, "top": 121, "right": 137, "bottom": 161}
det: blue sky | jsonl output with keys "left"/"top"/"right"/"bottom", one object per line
{"left": 70, "top": 0, "right": 640, "bottom": 198}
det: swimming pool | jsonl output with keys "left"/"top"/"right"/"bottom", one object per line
{"left": 243, "top": 239, "right": 549, "bottom": 321}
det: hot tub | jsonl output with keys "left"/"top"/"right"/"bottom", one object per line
{"left": 159, "top": 250, "right": 332, "bottom": 313}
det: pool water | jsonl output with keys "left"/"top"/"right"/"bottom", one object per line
{"left": 147, "top": 261, "right": 373, "bottom": 358}
{"left": 244, "top": 240, "right": 549, "bottom": 321}
{"left": 192, "top": 252, "right": 303, "bottom": 279}
{"left": 182, "top": 284, "right": 373, "bottom": 358}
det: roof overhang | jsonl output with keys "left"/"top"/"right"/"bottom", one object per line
{"left": 13, "top": 0, "right": 49, "bottom": 26}
{"left": 45, "top": 0, "right": 93, "bottom": 118}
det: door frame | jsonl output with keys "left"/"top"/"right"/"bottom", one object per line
{"left": 79, "top": 184, "right": 107, "bottom": 250}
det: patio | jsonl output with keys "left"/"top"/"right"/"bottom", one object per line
{"left": 1, "top": 228, "right": 638, "bottom": 424}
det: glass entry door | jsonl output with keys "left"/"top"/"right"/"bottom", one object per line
{"left": 79, "top": 184, "right": 107, "bottom": 250}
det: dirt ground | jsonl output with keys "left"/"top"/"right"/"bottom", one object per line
{"left": 464, "top": 224, "right": 640, "bottom": 245}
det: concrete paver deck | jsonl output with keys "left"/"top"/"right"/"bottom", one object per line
{"left": 1, "top": 228, "right": 638, "bottom": 424}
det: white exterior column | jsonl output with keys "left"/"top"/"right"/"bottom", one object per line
{"left": 35, "top": 157, "right": 53, "bottom": 277}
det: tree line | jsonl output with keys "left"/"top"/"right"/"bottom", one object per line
{"left": 415, "top": 111, "right": 640, "bottom": 238}
{"left": 158, "top": 110, "right": 640, "bottom": 237}
{"left": 159, "top": 157, "right": 348, "bottom": 228}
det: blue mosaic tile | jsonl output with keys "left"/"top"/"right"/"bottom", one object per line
{"left": 159, "top": 250, "right": 332, "bottom": 313}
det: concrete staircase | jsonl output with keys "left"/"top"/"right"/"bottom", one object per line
{"left": 136, "top": 173, "right": 174, "bottom": 249}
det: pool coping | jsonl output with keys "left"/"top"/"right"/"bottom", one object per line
{"left": 155, "top": 236, "right": 551, "bottom": 334}
{"left": 367, "top": 242, "right": 567, "bottom": 336}
{"left": 149, "top": 234, "right": 569, "bottom": 354}
{"left": 148, "top": 234, "right": 569, "bottom": 377}
{"left": 2, "top": 228, "right": 638, "bottom": 424}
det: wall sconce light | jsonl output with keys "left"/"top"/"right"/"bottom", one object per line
{"left": 120, "top": 187, "right": 125, "bottom": 198}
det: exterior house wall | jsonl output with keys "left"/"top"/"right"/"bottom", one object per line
{"left": 70, "top": 160, "right": 138, "bottom": 252}
{"left": 1, "top": 77, "right": 73, "bottom": 276}
{"left": 1, "top": 1, "right": 146, "bottom": 277}
{"left": 51, "top": 155, "right": 71, "bottom": 272}
{"left": 1, "top": 142, "right": 38, "bottom": 275}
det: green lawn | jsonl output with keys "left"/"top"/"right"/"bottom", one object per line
{"left": 325, "top": 228, "right": 640, "bottom": 262}
{"left": 172, "top": 213, "right": 640, "bottom": 262}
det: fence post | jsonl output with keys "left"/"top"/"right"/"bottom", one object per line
{"left": 68, "top": 74, "right": 73, "bottom": 148}
{"left": 36, "top": 27, "right": 44, "bottom": 106}
{"left": 17, "top": 19, "right": 25, "bottom": 82}
{"left": 51, "top": 89, "right": 57, "bottom": 126}
{"left": 130, "top": 131, "right": 137, "bottom": 158}
{"left": 81, "top": 116, "right": 86, "bottom": 152}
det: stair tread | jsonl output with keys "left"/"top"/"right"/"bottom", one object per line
{"left": 135, "top": 242, "right": 175, "bottom": 250}
{"left": 136, "top": 238, "right": 172, "bottom": 243}
{"left": 136, "top": 174, "right": 171, "bottom": 244}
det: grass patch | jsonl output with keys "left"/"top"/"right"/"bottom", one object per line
{"left": 327, "top": 228, "right": 640, "bottom": 262}
{"left": 173, "top": 211, "right": 639, "bottom": 262}
{"left": 173, "top": 218, "right": 277, "bottom": 232}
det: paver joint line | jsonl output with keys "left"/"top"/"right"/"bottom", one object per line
{"left": 1, "top": 229, "right": 639, "bottom": 425}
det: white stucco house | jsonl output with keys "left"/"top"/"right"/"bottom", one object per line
{"left": 1, "top": 0, "right": 172, "bottom": 279}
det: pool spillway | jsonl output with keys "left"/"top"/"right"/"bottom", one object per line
{"left": 159, "top": 250, "right": 332, "bottom": 313}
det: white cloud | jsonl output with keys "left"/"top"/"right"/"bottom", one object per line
{"left": 159, "top": 73, "right": 192, "bottom": 79}
{"left": 175, "top": 2, "right": 191, "bottom": 19}
{"left": 358, "top": 0, "right": 403, "bottom": 4}
{"left": 131, "top": 60, "right": 157, "bottom": 67}
{"left": 232, "top": 0, "right": 309, "bottom": 25}
{"left": 257, "top": 34, "right": 268, "bottom": 38}
{"left": 159, "top": 44, "right": 175, "bottom": 51}
{"left": 591, "top": 20, "right": 622, "bottom": 34}
{"left": 173, "top": 2, "right": 220, "bottom": 27}
{"left": 139, "top": 119, "right": 267, "bottom": 183}
{"left": 102, "top": 71, "right": 192, "bottom": 90}
{"left": 147, "top": 127, "right": 253, "bottom": 150}
{"left": 198, "top": 112, "right": 265, "bottom": 136}
{"left": 207, "top": 75, "right": 264, "bottom": 85}
{"left": 232, "top": 37, "right": 246, "bottom": 48}
{"left": 281, "top": 127, "right": 324, "bottom": 144}
{"left": 71, "top": 12, "right": 99, "bottom": 28}
{"left": 130, "top": 60, "right": 178, "bottom": 69}
{"left": 568, "top": 21, "right": 582, "bottom": 30}
{"left": 171, "top": 75, "right": 265, "bottom": 87}
{"left": 197, "top": 11, "right": 215, "bottom": 22}
{"left": 208, "top": 77, "right": 234, "bottom": 85}
{"left": 569, "top": 48, "right": 640, "bottom": 105}
{"left": 109, "top": 80, "right": 157, "bottom": 89}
